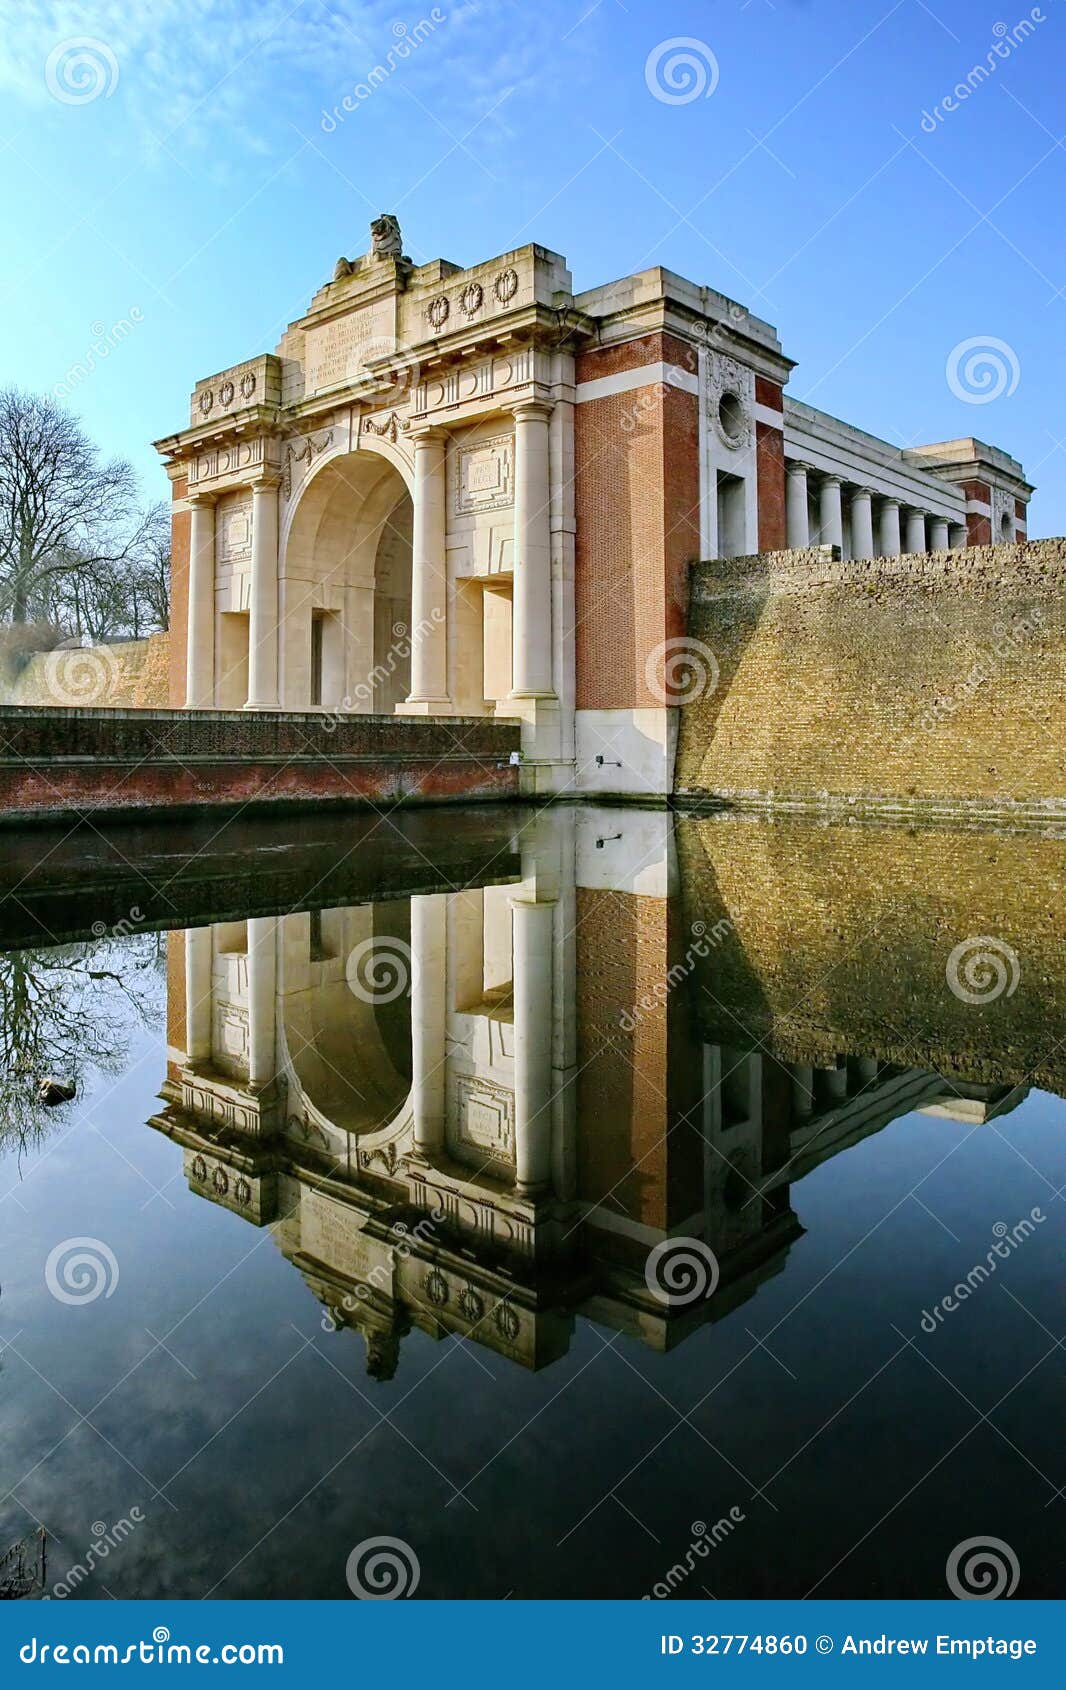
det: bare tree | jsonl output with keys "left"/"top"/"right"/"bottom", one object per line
{"left": 0, "top": 388, "right": 139, "bottom": 625}
{"left": 0, "top": 934, "right": 164, "bottom": 1160}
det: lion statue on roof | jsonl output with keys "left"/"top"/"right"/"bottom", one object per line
{"left": 370, "top": 214, "right": 403, "bottom": 259}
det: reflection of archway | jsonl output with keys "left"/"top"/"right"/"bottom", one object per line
{"left": 279, "top": 903, "right": 413, "bottom": 1138}
{"left": 279, "top": 450, "right": 413, "bottom": 712}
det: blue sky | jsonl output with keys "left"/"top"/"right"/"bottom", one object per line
{"left": 1, "top": 0, "right": 1063, "bottom": 529}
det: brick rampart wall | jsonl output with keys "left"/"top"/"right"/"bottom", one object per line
{"left": 677, "top": 539, "right": 1065, "bottom": 816}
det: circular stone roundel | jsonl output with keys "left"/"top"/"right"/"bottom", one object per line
{"left": 424, "top": 1267, "right": 450, "bottom": 1307}
{"left": 459, "top": 281, "right": 483, "bottom": 318}
{"left": 426, "top": 295, "right": 450, "bottom": 330}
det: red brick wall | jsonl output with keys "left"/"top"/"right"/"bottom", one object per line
{"left": 574, "top": 333, "right": 700, "bottom": 711}
{"left": 963, "top": 478, "right": 992, "bottom": 547}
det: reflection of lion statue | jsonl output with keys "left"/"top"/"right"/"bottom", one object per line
{"left": 370, "top": 214, "right": 403, "bottom": 258}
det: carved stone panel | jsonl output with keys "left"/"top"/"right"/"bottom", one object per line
{"left": 216, "top": 496, "right": 252, "bottom": 566}
{"left": 453, "top": 434, "right": 514, "bottom": 515}
{"left": 453, "top": 1074, "right": 515, "bottom": 1163}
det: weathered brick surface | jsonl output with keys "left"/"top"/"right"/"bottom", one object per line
{"left": 677, "top": 539, "right": 1066, "bottom": 813}
{"left": 575, "top": 366, "right": 700, "bottom": 711}
{"left": 169, "top": 477, "right": 189, "bottom": 707}
{"left": 677, "top": 812, "right": 1066, "bottom": 1094}
{"left": 0, "top": 707, "right": 521, "bottom": 821}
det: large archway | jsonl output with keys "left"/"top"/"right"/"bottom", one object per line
{"left": 279, "top": 450, "right": 413, "bottom": 713}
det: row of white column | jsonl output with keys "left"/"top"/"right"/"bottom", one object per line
{"left": 409, "top": 890, "right": 556, "bottom": 1194}
{"left": 186, "top": 399, "right": 556, "bottom": 712}
{"left": 785, "top": 461, "right": 964, "bottom": 558}
{"left": 184, "top": 918, "right": 276, "bottom": 1090}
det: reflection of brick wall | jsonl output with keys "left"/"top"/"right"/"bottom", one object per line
{"left": 575, "top": 887, "right": 703, "bottom": 1250}
{"left": 574, "top": 333, "right": 700, "bottom": 710}
{"left": 678, "top": 540, "right": 1066, "bottom": 813}
{"left": 166, "top": 930, "right": 186, "bottom": 1083}
{"left": 169, "top": 476, "right": 190, "bottom": 707}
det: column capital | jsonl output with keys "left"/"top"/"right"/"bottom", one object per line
{"left": 409, "top": 422, "right": 449, "bottom": 446}
{"left": 187, "top": 489, "right": 218, "bottom": 508}
{"left": 850, "top": 485, "right": 876, "bottom": 500}
{"left": 818, "top": 472, "right": 843, "bottom": 488}
{"left": 249, "top": 472, "right": 283, "bottom": 492}
{"left": 786, "top": 459, "right": 813, "bottom": 476}
{"left": 880, "top": 495, "right": 901, "bottom": 509}
{"left": 510, "top": 398, "right": 554, "bottom": 424}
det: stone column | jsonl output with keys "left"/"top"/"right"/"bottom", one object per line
{"left": 512, "top": 896, "right": 555, "bottom": 1193}
{"left": 929, "top": 518, "right": 950, "bottom": 551}
{"left": 186, "top": 495, "right": 216, "bottom": 709}
{"left": 818, "top": 475, "right": 843, "bottom": 550}
{"left": 949, "top": 523, "right": 967, "bottom": 550}
{"left": 246, "top": 917, "right": 277, "bottom": 1089}
{"left": 184, "top": 925, "right": 213, "bottom": 1064}
{"left": 406, "top": 427, "right": 450, "bottom": 708}
{"left": 511, "top": 401, "right": 555, "bottom": 698}
{"left": 410, "top": 893, "right": 447, "bottom": 1158}
{"left": 878, "top": 498, "right": 901, "bottom": 557}
{"left": 785, "top": 461, "right": 810, "bottom": 547}
{"left": 246, "top": 477, "right": 281, "bottom": 710}
{"left": 904, "top": 507, "right": 927, "bottom": 555}
{"left": 850, "top": 488, "right": 875, "bottom": 560}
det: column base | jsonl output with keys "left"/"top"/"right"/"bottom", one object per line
{"left": 243, "top": 699, "right": 279, "bottom": 712}
{"left": 395, "top": 697, "right": 458, "bottom": 717}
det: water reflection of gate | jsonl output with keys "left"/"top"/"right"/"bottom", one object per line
{"left": 152, "top": 807, "right": 1033, "bottom": 1379}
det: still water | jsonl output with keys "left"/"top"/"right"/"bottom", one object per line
{"left": 1, "top": 804, "right": 1064, "bottom": 1600}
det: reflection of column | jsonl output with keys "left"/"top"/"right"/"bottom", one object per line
{"left": 512, "top": 896, "right": 555, "bottom": 1193}
{"left": 818, "top": 475, "right": 843, "bottom": 549}
{"left": 185, "top": 926, "right": 213, "bottom": 1063}
{"left": 785, "top": 461, "right": 810, "bottom": 547}
{"left": 247, "top": 917, "right": 277, "bottom": 1088}
{"left": 792, "top": 1065, "right": 814, "bottom": 1119}
{"left": 878, "top": 497, "right": 901, "bottom": 557}
{"left": 186, "top": 495, "right": 216, "bottom": 709}
{"left": 929, "top": 518, "right": 950, "bottom": 551}
{"left": 904, "top": 507, "right": 927, "bottom": 555}
{"left": 511, "top": 401, "right": 554, "bottom": 698}
{"left": 850, "top": 488, "right": 874, "bottom": 560}
{"left": 410, "top": 894, "right": 447, "bottom": 1157}
{"left": 246, "top": 477, "right": 280, "bottom": 710}
{"left": 407, "top": 428, "right": 450, "bottom": 706}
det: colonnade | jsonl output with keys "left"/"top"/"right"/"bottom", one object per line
{"left": 785, "top": 460, "right": 967, "bottom": 558}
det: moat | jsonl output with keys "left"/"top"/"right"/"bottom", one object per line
{"left": 1, "top": 802, "right": 1063, "bottom": 1601}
